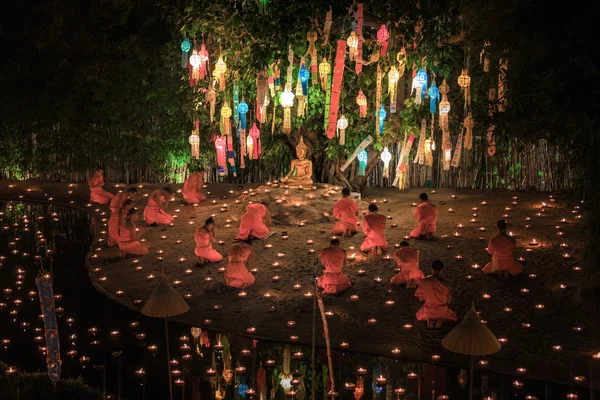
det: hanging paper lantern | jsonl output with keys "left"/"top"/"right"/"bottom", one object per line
{"left": 381, "top": 146, "right": 392, "bottom": 179}
{"left": 214, "top": 136, "right": 227, "bottom": 176}
{"left": 428, "top": 81, "right": 440, "bottom": 114}
{"left": 439, "top": 100, "right": 451, "bottom": 114}
{"left": 357, "top": 149, "right": 368, "bottom": 176}
{"left": 205, "top": 87, "right": 217, "bottom": 122}
{"left": 189, "top": 50, "right": 201, "bottom": 86}
{"left": 424, "top": 139, "right": 434, "bottom": 166}
{"left": 414, "top": 119, "right": 427, "bottom": 165}
{"left": 197, "top": 44, "right": 209, "bottom": 79}
{"left": 337, "top": 115, "right": 348, "bottom": 145}
{"left": 356, "top": 90, "right": 367, "bottom": 118}
{"left": 299, "top": 64, "right": 309, "bottom": 96}
{"left": 347, "top": 31, "right": 359, "bottom": 60}
{"left": 246, "top": 135, "right": 254, "bottom": 159}
{"left": 295, "top": 63, "right": 306, "bottom": 117}
{"left": 215, "top": 57, "right": 227, "bottom": 91}
{"left": 464, "top": 113, "right": 475, "bottom": 150}
{"left": 438, "top": 79, "right": 451, "bottom": 131}
{"left": 457, "top": 69, "right": 471, "bottom": 108}
{"left": 319, "top": 58, "right": 331, "bottom": 91}
{"left": 307, "top": 30, "right": 318, "bottom": 84}
{"left": 376, "top": 25, "right": 390, "bottom": 56}
{"left": 180, "top": 38, "right": 191, "bottom": 68}
{"left": 248, "top": 123, "right": 261, "bottom": 159}
{"left": 396, "top": 46, "right": 407, "bottom": 76}
{"left": 280, "top": 90, "right": 294, "bottom": 133}
{"left": 189, "top": 133, "right": 200, "bottom": 159}
{"left": 377, "top": 105, "right": 386, "bottom": 135}
{"left": 388, "top": 66, "right": 400, "bottom": 113}
{"left": 221, "top": 102, "right": 232, "bottom": 136}
{"left": 416, "top": 68, "right": 428, "bottom": 88}
{"left": 238, "top": 100, "right": 249, "bottom": 130}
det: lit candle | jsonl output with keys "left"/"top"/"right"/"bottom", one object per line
{"left": 376, "top": 376, "right": 387, "bottom": 386}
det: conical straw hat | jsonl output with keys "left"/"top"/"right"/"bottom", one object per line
{"left": 142, "top": 276, "right": 190, "bottom": 318}
{"left": 442, "top": 305, "right": 501, "bottom": 356}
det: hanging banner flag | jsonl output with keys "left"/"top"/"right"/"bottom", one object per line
{"left": 375, "top": 64, "right": 382, "bottom": 135}
{"left": 322, "top": 8, "right": 332, "bottom": 46}
{"left": 442, "top": 131, "right": 452, "bottom": 170}
{"left": 414, "top": 119, "right": 427, "bottom": 165}
{"left": 227, "top": 135, "right": 237, "bottom": 177}
{"left": 488, "top": 88, "right": 497, "bottom": 156}
{"left": 341, "top": 135, "right": 374, "bottom": 172}
{"left": 214, "top": 136, "right": 227, "bottom": 176}
{"left": 307, "top": 30, "right": 318, "bottom": 85}
{"left": 393, "top": 134, "right": 415, "bottom": 189}
{"left": 325, "top": 40, "right": 347, "bottom": 140}
{"left": 37, "top": 274, "right": 61, "bottom": 383}
{"left": 464, "top": 113, "right": 474, "bottom": 149}
{"left": 355, "top": 3, "right": 364, "bottom": 75}
{"left": 239, "top": 129, "right": 246, "bottom": 169}
{"left": 451, "top": 133, "right": 464, "bottom": 167}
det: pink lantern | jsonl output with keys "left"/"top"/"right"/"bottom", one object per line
{"left": 249, "top": 123, "right": 261, "bottom": 159}
{"left": 377, "top": 25, "right": 390, "bottom": 56}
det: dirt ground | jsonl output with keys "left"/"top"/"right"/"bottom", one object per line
{"left": 1, "top": 179, "right": 597, "bottom": 387}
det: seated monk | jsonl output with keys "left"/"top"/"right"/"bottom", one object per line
{"left": 143, "top": 187, "right": 174, "bottom": 226}
{"left": 415, "top": 260, "right": 457, "bottom": 327}
{"left": 225, "top": 241, "right": 255, "bottom": 289}
{"left": 182, "top": 169, "right": 206, "bottom": 205}
{"left": 194, "top": 217, "right": 223, "bottom": 264}
{"left": 109, "top": 186, "right": 137, "bottom": 213}
{"left": 236, "top": 202, "right": 271, "bottom": 241}
{"left": 108, "top": 199, "right": 134, "bottom": 247}
{"left": 409, "top": 193, "right": 438, "bottom": 240}
{"left": 281, "top": 136, "right": 313, "bottom": 188}
{"left": 88, "top": 166, "right": 114, "bottom": 205}
{"left": 391, "top": 241, "right": 424, "bottom": 287}
{"left": 360, "top": 203, "right": 388, "bottom": 255}
{"left": 118, "top": 209, "right": 149, "bottom": 257}
{"left": 332, "top": 188, "right": 359, "bottom": 237}
{"left": 317, "top": 238, "right": 352, "bottom": 294}
{"left": 482, "top": 220, "right": 524, "bottom": 277}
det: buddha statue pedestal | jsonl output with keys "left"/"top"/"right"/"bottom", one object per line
{"left": 281, "top": 136, "right": 314, "bottom": 189}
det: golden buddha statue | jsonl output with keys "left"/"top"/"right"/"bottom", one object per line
{"left": 282, "top": 136, "right": 313, "bottom": 187}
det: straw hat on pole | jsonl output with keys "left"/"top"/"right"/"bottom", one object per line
{"left": 142, "top": 274, "right": 190, "bottom": 400}
{"left": 442, "top": 304, "right": 501, "bottom": 400}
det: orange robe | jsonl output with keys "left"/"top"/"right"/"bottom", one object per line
{"left": 108, "top": 209, "right": 127, "bottom": 246}
{"left": 225, "top": 243, "right": 255, "bottom": 288}
{"left": 118, "top": 224, "right": 148, "bottom": 256}
{"left": 391, "top": 247, "right": 424, "bottom": 285}
{"left": 317, "top": 246, "right": 351, "bottom": 294}
{"left": 194, "top": 227, "right": 223, "bottom": 263}
{"left": 143, "top": 192, "right": 174, "bottom": 225}
{"left": 415, "top": 276, "right": 457, "bottom": 321}
{"left": 332, "top": 198, "right": 359, "bottom": 234}
{"left": 109, "top": 192, "right": 128, "bottom": 213}
{"left": 182, "top": 173, "right": 206, "bottom": 204}
{"left": 236, "top": 203, "right": 269, "bottom": 240}
{"left": 89, "top": 174, "right": 114, "bottom": 204}
{"left": 360, "top": 213, "right": 388, "bottom": 252}
{"left": 409, "top": 202, "right": 438, "bottom": 238}
{"left": 482, "top": 234, "right": 523, "bottom": 276}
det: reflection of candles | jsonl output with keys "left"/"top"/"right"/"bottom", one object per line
{"left": 411, "top": 202, "right": 417, "bottom": 207}
{"left": 350, "top": 295, "right": 359, "bottom": 301}
{"left": 407, "top": 372, "right": 418, "bottom": 379}
{"left": 238, "top": 291, "right": 247, "bottom": 297}
{"left": 357, "top": 269, "right": 366, "bottom": 276}
{"left": 376, "top": 376, "right": 387, "bottom": 386}
{"left": 478, "top": 360, "right": 489, "bottom": 366}
{"left": 272, "top": 276, "right": 280, "bottom": 282}
{"left": 356, "top": 367, "right": 367, "bottom": 375}
{"left": 471, "top": 264, "right": 480, "bottom": 269}
{"left": 455, "top": 255, "right": 463, "bottom": 260}
{"left": 403, "top": 324, "right": 413, "bottom": 329}
{"left": 263, "top": 293, "right": 272, "bottom": 298}
{"left": 293, "top": 284, "right": 301, "bottom": 290}
{"left": 482, "top": 293, "right": 491, "bottom": 299}
{"left": 465, "top": 275, "right": 473, "bottom": 280}
{"left": 373, "top": 277, "right": 382, "bottom": 283}
{"left": 573, "top": 265, "right": 582, "bottom": 271}
{"left": 453, "top": 232, "right": 460, "bottom": 237}
{"left": 535, "top": 304, "right": 545, "bottom": 309}
{"left": 552, "top": 345, "right": 562, "bottom": 351}
{"left": 368, "top": 318, "right": 377, "bottom": 324}
{"left": 470, "top": 218, "right": 477, "bottom": 223}
{"left": 287, "top": 321, "right": 296, "bottom": 328}
{"left": 306, "top": 240, "right": 314, "bottom": 245}
{"left": 521, "top": 288, "right": 529, "bottom": 293}
{"left": 503, "top": 307, "right": 512, "bottom": 312}
{"left": 385, "top": 300, "right": 395, "bottom": 306}
{"left": 340, "top": 341, "right": 349, "bottom": 349}
{"left": 447, "top": 208, "right": 454, "bottom": 213}
{"left": 303, "top": 292, "right": 313, "bottom": 298}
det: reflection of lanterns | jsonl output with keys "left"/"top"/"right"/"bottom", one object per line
{"left": 356, "top": 90, "right": 367, "bottom": 117}
{"left": 381, "top": 147, "right": 392, "bottom": 179}
{"left": 347, "top": 31, "right": 359, "bottom": 60}
{"left": 319, "top": 58, "right": 331, "bottom": 90}
{"left": 388, "top": 66, "right": 400, "bottom": 112}
{"left": 280, "top": 90, "right": 295, "bottom": 133}
{"left": 337, "top": 115, "right": 348, "bottom": 145}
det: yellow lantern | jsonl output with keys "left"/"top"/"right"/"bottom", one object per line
{"left": 319, "top": 58, "right": 331, "bottom": 90}
{"left": 215, "top": 56, "right": 227, "bottom": 91}
{"left": 388, "top": 66, "right": 400, "bottom": 113}
{"left": 347, "top": 31, "right": 358, "bottom": 60}
{"left": 356, "top": 90, "right": 367, "bottom": 118}
{"left": 221, "top": 101, "right": 232, "bottom": 135}
{"left": 336, "top": 115, "right": 348, "bottom": 145}
{"left": 457, "top": 69, "right": 471, "bottom": 108}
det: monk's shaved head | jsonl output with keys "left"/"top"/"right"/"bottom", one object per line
{"left": 497, "top": 219, "right": 508, "bottom": 230}
{"left": 330, "top": 238, "right": 341, "bottom": 246}
{"left": 342, "top": 188, "right": 351, "bottom": 197}
{"left": 432, "top": 260, "right": 444, "bottom": 271}
{"left": 368, "top": 203, "right": 378, "bottom": 213}
{"left": 400, "top": 241, "right": 409, "bottom": 247}
{"left": 419, "top": 193, "right": 428, "bottom": 201}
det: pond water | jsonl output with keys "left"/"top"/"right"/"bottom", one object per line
{"left": 0, "top": 201, "right": 595, "bottom": 399}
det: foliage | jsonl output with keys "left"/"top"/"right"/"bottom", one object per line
{"left": 0, "top": 362, "right": 102, "bottom": 400}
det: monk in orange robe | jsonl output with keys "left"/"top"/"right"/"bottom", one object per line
{"left": 109, "top": 187, "right": 137, "bottom": 213}
{"left": 118, "top": 209, "right": 149, "bottom": 257}
{"left": 409, "top": 193, "right": 438, "bottom": 240}
{"left": 143, "top": 187, "right": 174, "bottom": 226}
{"left": 332, "top": 188, "right": 359, "bottom": 237}
{"left": 483, "top": 220, "right": 523, "bottom": 277}
{"left": 108, "top": 199, "right": 134, "bottom": 247}
{"left": 236, "top": 202, "right": 271, "bottom": 241}
{"left": 182, "top": 170, "right": 206, "bottom": 205}
{"left": 360, "top": 203, "right": 388, "bottom": 255}
{"left": 194, "top": 217, "right": 223, "bottom": 264}
{"left": 88, "top": 166, "right": 114, "bottom": 204}
{"left": 317, "top": 238, "right": 352, "bottom": 294}
{"left": 225, "top": 242, "right": 255, "bottom": 288}
{"left": 391, "top": 241, "right": 424, "bottom": 287}
{"left": 415, "top": 260, "right": 457, "bottom": 327}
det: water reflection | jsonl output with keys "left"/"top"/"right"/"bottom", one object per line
{"left": 0, "top": 202, "right": 593, "bottom": 399}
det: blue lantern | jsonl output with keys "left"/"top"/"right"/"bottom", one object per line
{"left": 180, "top": 38, "right": 191, "bottom": 68}
{"left": 417, "top": 68, "right": 428, "bottom": 98}
{"left": 299, "top": 65, "right": 310, "bottom": 96}
{"left": 358, "top": 149, "right": 368, "bottom": 176}
{"left": 238, "top": 100, "right": 249, "bottom": 130}
{"left": 428, "top": 82, "right": 439, "bottom": 114}
{"left": 376, "top": 105, "right": 387, "bottom": 135}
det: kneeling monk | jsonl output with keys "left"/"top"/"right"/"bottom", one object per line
{"left": 410, "top": 193, "right": 438, "bottom": 240}
{"left": 317, "top": 238, "right": 351, "bottom": 294}
{"left": 143, "top": 187, "right": 174, "bottom": 226}
{"left": 225, "top": 242, "right": 255, "bottom": 289}
{"left": 108, "top": 199, "right": 134, "bottom": 247}
{"left": 110, "top": 186, "right": 137, "bottom": 213}
{"left": 483, "top": 220, "right": 523, "bottom": 276}
{"left": 194, "top": 217, "right": 223, "bottom": 264}
{"left": 391, "top": 241, "right": 424, "bottom": 286}
{"left": 360, "top": 203, "right": 388, "bottom": 255}
{"left": 415, "top": 260, "right": 457, "bottom": 323}
{"left": 332, "top": 188, "right": 359, "bottom": 237}
{"left": 182, "top": 169, "right": 206, "bottom": 205}
{"left": 89, "top": 166, "right": 114, "bottom": 205}
{"left": 236, "top": 202, "right": 271, "bottom": 241}
{"left": 118, "top": 209, "right": 149, "bottom": 257}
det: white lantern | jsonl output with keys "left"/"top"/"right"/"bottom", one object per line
{"left": 189, "top": 51, "right": 201, "bottom": 68}
{"left": 439, "top": 100, "right": 451, "bottom": 114}
{"left": 337, "top": 115, "right": 348, "bottom": 145}
{"left": 280, "top": 90, "right": 295, "bottom": 108}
